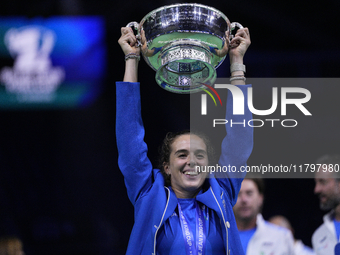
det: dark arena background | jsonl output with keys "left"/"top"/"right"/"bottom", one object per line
{"left": 0, "top": 0, "right": 339, "bottom": 254}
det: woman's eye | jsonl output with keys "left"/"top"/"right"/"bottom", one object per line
{"left": 246, "top": 191, "right": 253, "bottom": 196}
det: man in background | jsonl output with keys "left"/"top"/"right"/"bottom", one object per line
{"left": 269, "top": 215, "right": 315, "bottom": 255}
{"left": 233, "top": 177, "right": 295, "bottom": 255}
{"left": 312, "top": 154, "right": 340, "bottom": 255}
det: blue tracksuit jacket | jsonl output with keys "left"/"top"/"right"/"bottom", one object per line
{"left": 116, "top": 81, "right": 253, "bottom": 255}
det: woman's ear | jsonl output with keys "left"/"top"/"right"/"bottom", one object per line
{"left": 163, "top": 162, "right": 170, "bottom": 175}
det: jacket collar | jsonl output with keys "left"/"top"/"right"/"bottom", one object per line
{"left": 163, "top": 187, "right": 179, "bottom": 221}
{"left": 323, "top": 210, "right": 336, "bottom": 235}
{"left": 255, "top": 214, "right": 266, "bottom": 229}
{"left": 196, "top": 186, "right": 222, "bottom": 215}
{"left": 163, "top": 179, "right": 225, "bottom": 222}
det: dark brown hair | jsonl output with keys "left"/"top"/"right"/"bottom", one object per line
{"left": 244, "top": 175, "right": 265, "bottom": 195}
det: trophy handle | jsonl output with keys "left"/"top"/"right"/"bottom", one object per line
{"left": 126, "top": 22, "right": 141, "bottom": 47}
{"left": 229, "top": 22, "right": 244, "bottom": 40}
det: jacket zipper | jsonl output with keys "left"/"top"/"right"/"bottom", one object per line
{"left": 210, "top": 187, "right": 229, "bottom": 254}
{"left": 153, "top": 186, "right": 171, "bottom": 255}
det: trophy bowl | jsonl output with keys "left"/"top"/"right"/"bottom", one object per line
{"left": 127, "top": 3, "right": 242, "bottom": 93}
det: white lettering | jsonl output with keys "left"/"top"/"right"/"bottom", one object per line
{"left": 213, "top": 119, "right": 228, "bottom": 127}
{"left": 213, "top": 119, "right": 298, "bottom": 127}
{"left": 248, "top": 87, "right": 278, "bottom": 115}
{"left": 201, "top": 85, "right": 312, "bottom": 116}
{"left": 281, "top": 87, "right": 312, "bottom": 115}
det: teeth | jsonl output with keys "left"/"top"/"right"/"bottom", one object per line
{"left": 185, "top": 172, "right": 198, "bottom": 176}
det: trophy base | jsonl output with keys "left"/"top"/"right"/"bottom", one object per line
{"left": 155, "top": 40, "right": 217, "bottom": 94}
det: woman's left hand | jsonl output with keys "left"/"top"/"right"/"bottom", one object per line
{"left": 229, "top": 27, "right": 251, "bottom": 64}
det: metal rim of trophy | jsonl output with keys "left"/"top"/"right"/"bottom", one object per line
{"left": 127, "top": 3, "right": 241, "bottom": 94}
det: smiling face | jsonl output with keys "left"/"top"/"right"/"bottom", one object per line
{"left": 164, "top": 134, "right": 209, "bottom": 198}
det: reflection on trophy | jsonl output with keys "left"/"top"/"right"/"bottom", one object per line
{"left": 127, "top": 3, "right": 243, "bottom": 93}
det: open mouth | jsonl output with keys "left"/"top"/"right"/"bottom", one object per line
{"left": 183, "top": 170, "right": 199, "bottom": 176}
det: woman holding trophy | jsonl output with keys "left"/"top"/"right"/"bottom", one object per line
{"left": 116, "top": 3, "right": 252, "bottom": 254}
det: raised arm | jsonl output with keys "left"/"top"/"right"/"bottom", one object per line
{"left": 118, "top": 27, "right": 140, "bottom": 82}
{"left": 116, "top": 27, "right": 152, "bottom": 205}
{"left": 229, "top": 27, "right": 250, "bottom": 86}
{"left": 216, "top": 27, "right": 253, "bottom": 205}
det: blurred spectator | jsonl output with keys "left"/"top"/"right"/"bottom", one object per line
{"left": 269, "top": 215, "right": 315, "bottom": 255}
{"left": 233, "top": 177, "right": 295, "bottom": 255}
{"left": 0, "top": 236, "right": 25, "bottom": 255}
{"left": 312, "top": 154, "right": 340, "bottom": 255}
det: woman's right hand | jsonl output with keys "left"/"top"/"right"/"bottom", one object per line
{"left": 118, "top": 27, "right": 141, "bottom": 56}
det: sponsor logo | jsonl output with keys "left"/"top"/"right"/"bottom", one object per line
{"left": 0, "top": 25, "right": 65, "bottom": 95}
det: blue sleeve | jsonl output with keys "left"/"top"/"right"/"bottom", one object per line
{"left": 217, "top": 84, "right": 253, "bottom": 206}
{"left": 151, "top": 46, "right": 162, "bottom": 55}
{"left": 209, "top": 46, "right": 217, "bottom": 55}
{"left": 116, "top": 81, "right": 153, "bottom": 205}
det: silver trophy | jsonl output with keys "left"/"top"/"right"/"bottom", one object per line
{"left": 127, "top": 3, "right": 243, "bottom": 93}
